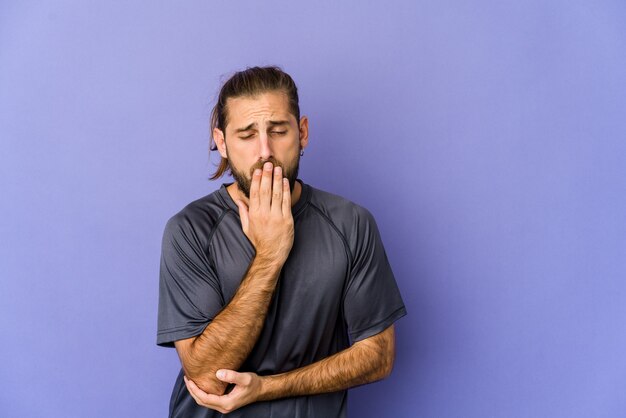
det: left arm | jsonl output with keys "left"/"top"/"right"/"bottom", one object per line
{"left": 262, "top": 323, "right": 395, "bottom": 398}
{"left": 184, "top": 325, "right": 395, "bottom": 414}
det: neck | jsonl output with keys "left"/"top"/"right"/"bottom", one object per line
{"left": 227, "top": 180, "right": 302, "bottom": 208}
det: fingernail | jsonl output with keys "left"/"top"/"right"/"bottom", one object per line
{"left": 264, "top": 162, "right": 273, "bottom": 171}
{"left": 254, "top": 168, "right": 261, "bottom": 176}
{"left": 184, "top": 376, "right": 188, "bottom": 382}
{"left": 216, "top": 370, "right": 225, "bottom": 379}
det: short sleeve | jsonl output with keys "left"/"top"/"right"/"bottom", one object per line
{"left": 156, "top": 214, "right": 224, "bottom": 347}
{"left": 343, "top": 206, "right": 407, "bottom": 342}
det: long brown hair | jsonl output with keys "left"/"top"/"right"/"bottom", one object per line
{"left": 209, "top": 66, "right": 301, "bottom": 180}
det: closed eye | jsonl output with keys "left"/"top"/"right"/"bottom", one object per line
{"left": 239, "top": 131, "right": 287, "bottom": 139}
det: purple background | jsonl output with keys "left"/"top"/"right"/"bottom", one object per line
{"left": 1, "top": 1, "right": 625, "bottom": 417}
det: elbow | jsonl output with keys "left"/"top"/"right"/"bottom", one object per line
{"left": 184, "top": 367, "right": 229, "bottom": 395}
{"left": 376, "top": 353, "right": 395, "bottom": 381}
{"left": 354, "top": 325, "right": 396, "bottom": 383}
{"left": 176, "top": 337, "right": 229, "bottom": 395}
{"left": 363, "top": 350, "right": 394, "bottom": 383}
{"left": 382, "top": 355, "right": 395, "bottom": 379}
{"left": 374, "top": 338, "right": 395, "bottom": 381}
{"left": 196, "top": 377, "right": 229, "bottom": 396}
{"left": 378, "top": 325, "right": 396, "bottom": 380}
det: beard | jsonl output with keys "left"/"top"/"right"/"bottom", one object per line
{"left": 230, "top": 154, "right": 300, "bottom": 199}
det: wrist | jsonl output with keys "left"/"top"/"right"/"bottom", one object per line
{"left": 257, "top": 374, "right": 281, "bottom": 402}
{"left": 253, "top": 252, "right": 287, "bottom": 271}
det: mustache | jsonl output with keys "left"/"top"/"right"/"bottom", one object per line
{"left": 248, "top": 157, "right": 285, "bottom": 177}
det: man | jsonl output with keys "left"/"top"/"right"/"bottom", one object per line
{"left": 157, "top": 66, "right": 406, "bottom": 417}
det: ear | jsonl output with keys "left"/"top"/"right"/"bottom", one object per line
{"left": 213, "top": 127, "right": 228, "bottom": 159}
{"left": 298, "top": 116, "right": 309, "bottom": 151}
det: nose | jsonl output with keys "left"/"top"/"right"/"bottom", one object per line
{"left": 258, "top": 131, "right": 272, "bottom": 160}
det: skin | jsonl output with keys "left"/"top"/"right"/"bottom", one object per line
{"left": 184, "top": 326, "right": 395, "bottom": 414}
{"left": 214, "top": 90, "right": 309, "bottom": 208}
{"left": 175, "top": 90, "right": 396, "bottom": 413}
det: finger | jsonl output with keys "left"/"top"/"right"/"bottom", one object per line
{"left": 234, "top": 199, "right": 249, "bottom": 233}
{"left": 282, "top": 177, "right": 291, "bottom": 216}
{"left": 249, "top": 168, "right": 262, "bottom": 210}
{"left": 184, "top": 376, "right": 205, "bottom": 405}
{"left": 271, "top": 166, "right": 283, "bottom": 212}
{"left": 184, "top": 376, "right": 225, "bottom": 409}
{"left": 216, "top": 369, "right": 251, "bottom": 386}
{"left": 259, "top": 161, "right": 274, "bottom": 210}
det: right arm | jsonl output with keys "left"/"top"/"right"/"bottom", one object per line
{"left": 174, "top": 163, "right": 293, "bottom": 395}
{"left": 175, "top": 256, "right": 282, "bottom": 396}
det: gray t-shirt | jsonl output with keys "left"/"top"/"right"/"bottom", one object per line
{"left": 157, "top": 180, "right": 407, "bottom": 418}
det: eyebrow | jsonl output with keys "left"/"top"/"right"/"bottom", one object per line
{"left": 235, "top": 120, "right": 290, "bottom": 133}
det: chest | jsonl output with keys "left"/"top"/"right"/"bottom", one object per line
{"left": 209, "top": 215, "right": 349, "bottom": 307}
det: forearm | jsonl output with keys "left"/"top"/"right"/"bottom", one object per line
{"left": 259, "top": 326, "right": 395, "bottom": 400}
{"left": 179, "top": 256, "right": 282, "bottom": 393}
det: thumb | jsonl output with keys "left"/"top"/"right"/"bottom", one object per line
{"left": 234, "top": 199, "right": 249, "bottom": 233}
{"left": 216, "top": 369, "right": 244, "bottom": 385}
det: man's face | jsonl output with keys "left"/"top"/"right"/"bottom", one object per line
{"left": 215, "top": 90, "right": 308, "bottom": 199}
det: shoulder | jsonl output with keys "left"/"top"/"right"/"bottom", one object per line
{"left": 306, "top": 185, "right": 380, "bottom": 255}
{"left": 308, "top": 185, "right": 376, "bottom": 227}
{"left": 163, "top": 189, "right": 231, "bottom": 245}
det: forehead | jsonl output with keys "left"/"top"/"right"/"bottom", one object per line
{"left": 225, "top": 91, "right": 293, "bottom": 128}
